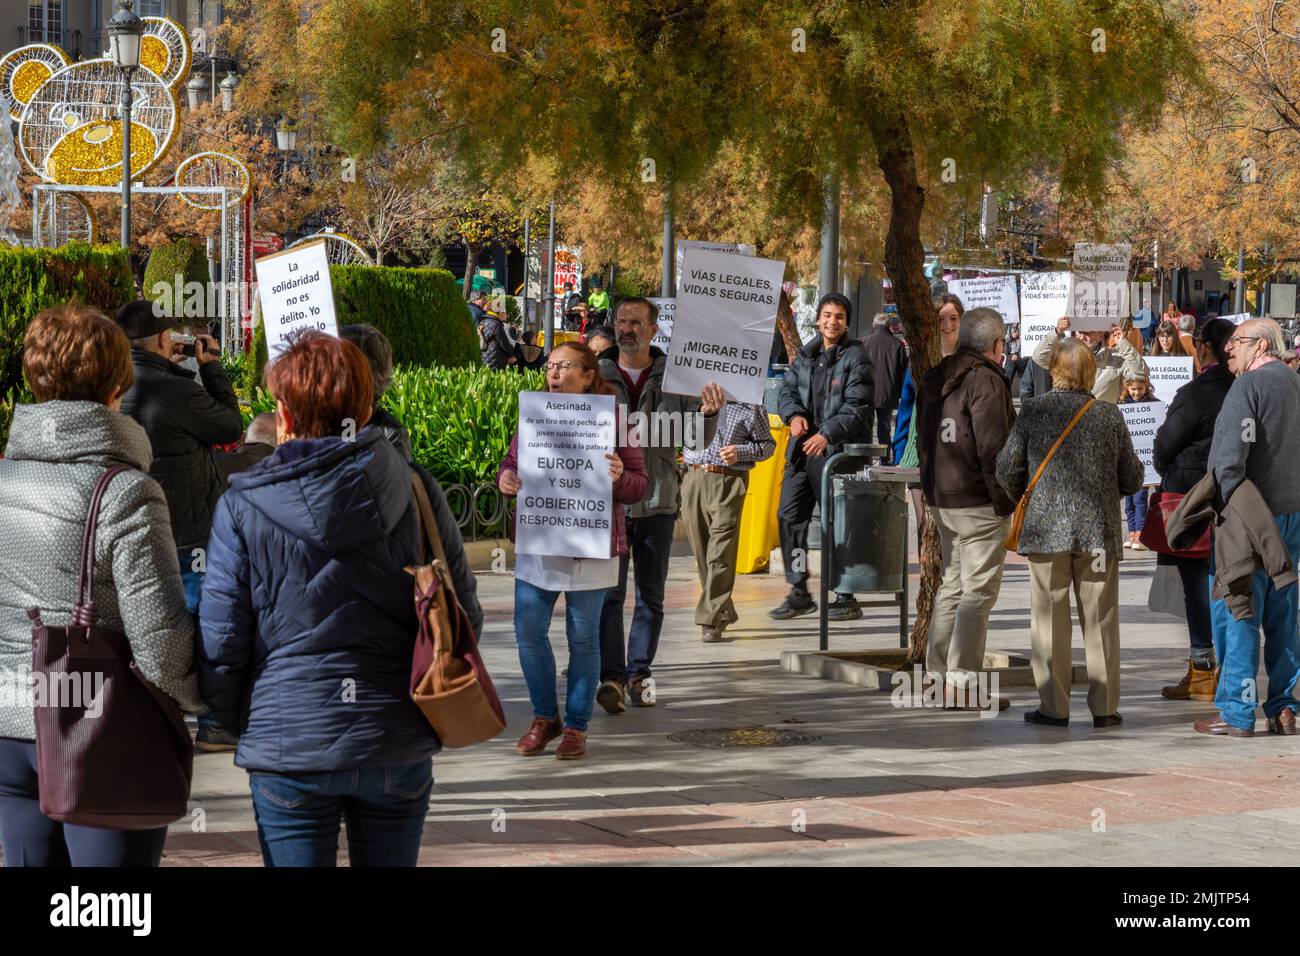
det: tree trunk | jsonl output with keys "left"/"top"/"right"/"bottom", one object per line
{"left": 776, "top": 289, "right": 802, "bottom": 363}
{"left": 462, "top": 245, "right": 480, "bottom": 298}
{"left": 868, "top": 109, "right": 940, "bottom": 665}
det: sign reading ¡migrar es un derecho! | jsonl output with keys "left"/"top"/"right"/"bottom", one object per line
{"left": 663, "top": 249, "right": 784, "bottom": 405}
{"left": 515, "top": 391, "right": 616, "bottom": 559}
{"left": 254, "top": 238, "right": 339, "bottom": 357}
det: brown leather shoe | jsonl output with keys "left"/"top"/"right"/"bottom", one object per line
{"left": 1193, "top": 716, "right": 1254, "bottom": 737}
{"left": 516, "top": 716, "right": 563, "bottom": 755}
{"left": 596, "top": 679, "right": 625, "bottom": 715}
{"left": 1268, "top": 709, "right": 1298, "bottom": 735}
{"left": 555, "top": 727, "right": 587, "bottom": 760}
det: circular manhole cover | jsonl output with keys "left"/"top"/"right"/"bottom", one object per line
{"left": 667, "top": 726, "right": 822, "bottom": 749}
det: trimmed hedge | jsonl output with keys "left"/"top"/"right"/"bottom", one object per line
{"left": 0, "top": 242, "right": 134, "bottom": 398}
{"left": 329, "top": 266, "right": 479, "bottom": 368}
{"left": 246, "top": 266, "right": 479, "bottom": 379}
{"left": 142, "top": 239, "right": 209, "bottom": 318}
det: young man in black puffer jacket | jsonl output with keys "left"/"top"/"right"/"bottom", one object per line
{"left": 771, "top": 293, "right": 874, "bottom": 621}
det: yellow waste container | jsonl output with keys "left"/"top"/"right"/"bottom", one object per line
{"left": 736, "top": 414, "right": 789, "bottom": 573}
{"left": 534, "top": 330, "right": 586, "bottom": 348}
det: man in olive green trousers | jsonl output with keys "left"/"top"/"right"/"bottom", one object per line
{"left": 681, "top": 403, "right": 776, "bottom": 642}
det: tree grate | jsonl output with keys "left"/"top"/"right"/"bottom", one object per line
{"left": 666, "top": 726, "right": 823, "bottom": 749}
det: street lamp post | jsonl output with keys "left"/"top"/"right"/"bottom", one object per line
{"left": 106, "top": 0, "right": 143, "bottom": 252}
{"left": 275, "top": 118, "right": 297, "bottom": 180}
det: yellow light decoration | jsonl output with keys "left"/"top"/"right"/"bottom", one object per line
{"left": 0, "top": 44, "right": 70, "bottom": 122}
{"left": 18, "top": 59, "right": 178, "bottom": 185}
{"left": 141, "top": 17, "right": 191, "bottom": 92}
{"left": 140, "top": 35, "right": 170, "bottom": 78}
{"left": 175, "top": 151, "right": 253, "bottom": 209}
{"left": 47, "top": 121, "right": 160, "bottom": 186}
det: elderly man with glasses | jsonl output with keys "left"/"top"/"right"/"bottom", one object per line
{"left": 1196, "top": 318, "right": 1300, "bottom": 737}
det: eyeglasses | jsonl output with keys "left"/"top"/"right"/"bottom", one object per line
{"left": 1227, "top": 335, "right": 1261, "bottom": 348}
{"left": 545, "top": 360, "right": 581, "bottom": 373}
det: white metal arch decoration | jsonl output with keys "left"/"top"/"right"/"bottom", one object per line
{"left": 288, "top": 229, "right": 374, "bottom": 266}
{"left": 0, "top": 44, "right": 69, "bottom": 123}
{"left": 174, "top": 151, "right": 252, "bottom": 209}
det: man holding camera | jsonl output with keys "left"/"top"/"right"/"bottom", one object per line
{"left": 116, "top": 301, "right": 244, "bottom": 751}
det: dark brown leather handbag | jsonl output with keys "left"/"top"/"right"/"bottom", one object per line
{"left": 30, "top": 464, "right": 195, "bottom": 830}
{"left": 407, "top": 473, "right": 506, "bottom": 748}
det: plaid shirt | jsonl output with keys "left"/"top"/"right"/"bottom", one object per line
{"left": 682, "top": 402, "right": 776, "bottom": 472}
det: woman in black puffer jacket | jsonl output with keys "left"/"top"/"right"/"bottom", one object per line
{"left": 1151, "top": 318, "right": 1235, "bottom": 703}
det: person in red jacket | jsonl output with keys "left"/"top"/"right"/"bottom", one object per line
{"left": 497, "top": 342, "right": 648, "bottom": 760}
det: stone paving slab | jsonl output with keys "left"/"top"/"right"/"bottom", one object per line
{"left": 21, "top": 536, "right": 1295, "bottom": 868}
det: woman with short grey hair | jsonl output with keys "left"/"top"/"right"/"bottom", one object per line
{"left": 339, "top": 324, "right": 412, "bottom": 462}
{"left": 996, "top": 337, "right": 1144, "bottom": 728}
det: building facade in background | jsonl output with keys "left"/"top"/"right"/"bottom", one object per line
{"left": 0, "top": 2, "right": 226, "bottom": 62}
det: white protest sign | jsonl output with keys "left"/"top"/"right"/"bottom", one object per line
{"left": 664, "top": 249, "right": 783, "bottom": 405}
{"left": 1144, "top": 357, "right": 1194, "bottom": 406}
{"left": 648, "top": 296, "right": 675, "bottom": 352}
{"left": 1018, "top": 271, "right": 1072, "bottom": 358}
{"left": 948, "top": 275, "right": 1020, "bottom": 324}
{"left": 1270, "top": 284, "right": 1297, "bottom": 319}
{"left": 1120, "top": 399, "right": 1166, "bottom": 487}
{"left": 253, "top": 239, "right": 338, "bottom": 356}
{"left": 514, "top": 391, "right": 615, "bottom": 559}
{"left": 1071, "top": 243, "right": 1131, "bottom": 330}
{"left": 675, "top": 240, "right": 755, "bottom": 293}
{"left": 1222, "top": 313, "right": 1253, "bottom": 326}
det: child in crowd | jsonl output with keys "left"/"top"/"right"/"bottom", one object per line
{"left": 1118, "top": 372, "right": 1156, "bottom": 550}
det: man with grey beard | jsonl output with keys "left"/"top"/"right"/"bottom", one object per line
{"left": 594, "top": 297, "right": 724, "bottom": 712}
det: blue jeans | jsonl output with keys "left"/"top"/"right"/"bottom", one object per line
{"left": 0, "top": 738, "right": 167, "bottom": 866}
{"left": 180, "top": 551, "right": 222, "bottom": 736}
{"left": 1124, "top": 489, "right": 1149, "bottom": 533}
{"left": 514, "top": 579, "right": 606, "bottom": 731}
{"left": 600, "top": 513, "right": 677, "bottom": 682}
{"left": 1208, "top": 513, "right": 1300, "bottom": 730}
{"left": 1174, "top": 558, "right": 1215, "bottom": 665}
{"left": 248, "top": 760, "right": 434, "bottom": 867}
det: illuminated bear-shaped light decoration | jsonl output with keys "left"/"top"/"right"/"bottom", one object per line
{"left": 15, "top": 57, "right": 178, "bottom": 186}
{"left": 4, "top": 14, "right": 189, "bottom": 187}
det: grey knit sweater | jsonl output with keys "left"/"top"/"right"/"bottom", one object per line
{"left": 1209, "top": 359, "right": 1300, "bottom": 516}
{"left": 0, "top": 401, "right": 205, "bottom": 741}
{"left": 995, "top": 388, "right": 1145, "bottom": 556}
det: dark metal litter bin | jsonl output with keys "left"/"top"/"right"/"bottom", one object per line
{"left": 818, "top": 444, "right": 913, "bottom": 651}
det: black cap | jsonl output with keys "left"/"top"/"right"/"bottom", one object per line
{"left": 114, "top": 300, "right": 176, "bottom": 339}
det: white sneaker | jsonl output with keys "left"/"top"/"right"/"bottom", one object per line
{"left": 1123, "top": 541, "right": 1133, "bottom": 549}
{"left": 1131, "top": 541, "right": 1147, "bottom": 552}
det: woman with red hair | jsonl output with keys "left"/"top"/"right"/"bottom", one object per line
{"left": 198, "top": 331, "right": 480, "bottom": 867}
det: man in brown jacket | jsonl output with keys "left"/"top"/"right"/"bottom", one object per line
{"left": 917, "top": 308, "right": 1016, "bottom": 703}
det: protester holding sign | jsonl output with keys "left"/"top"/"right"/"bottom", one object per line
{"left": 596, "top": 298, "right": 723, "bottom": 713}
{"left": 1151, "top": 318, "right": 1234, "bottom": 702}
{"left": 772, "top": 293, "right": 874, "bottom": 621}
{"left": 497, "top": 343, "right": 648, "bottom": 759}
{"left": 1032, "top": 322, "right": 1146, "bottom": 403}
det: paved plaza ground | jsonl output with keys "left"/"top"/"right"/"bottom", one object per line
{"left": 162, "top": 535, "right": 1300, "bottom": 867}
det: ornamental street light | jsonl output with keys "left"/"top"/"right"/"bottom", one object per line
{"left": 275, "top": 118, "right": 298, "bottom": 152}
{"left": 186, "top": 72, "right": 207, "bottom": 110}
{"left": 106, "top": 0, "right": 143, "bottom": 251}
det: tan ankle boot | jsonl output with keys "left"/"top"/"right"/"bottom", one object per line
{"left": 1162, "top": 660, "right": 1218, "bottom": 701}
{"left": 1187, "top": 664, "right": 1219, "bottom": 702}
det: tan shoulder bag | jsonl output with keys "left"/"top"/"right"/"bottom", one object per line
{"left": 1003, "top": 398, "right": 1095, "bottom": 551}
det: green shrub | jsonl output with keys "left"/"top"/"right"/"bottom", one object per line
{"left": 382, "top": 365, "right": 543, "bottom": 487}
{"left": 0, "top": 382, "right": 34, "bottom": 452}
{"left": 142, "top": 238, "right": 209, "bottom": 318}
{"left": 237, "top": 365, "right": 541, "bottom": 493}
{"left": 0, "top": 242, "right": 134, "bottom": 398}
{"left": 329, "top": 266, "right": 478, "bottom": 368}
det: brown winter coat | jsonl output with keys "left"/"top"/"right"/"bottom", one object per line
{"left": 917, "top": 348, "right": 1017, "bottom": 516}
{"left": 1168, "top": 471, "right": 1296, "bottom": 621}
